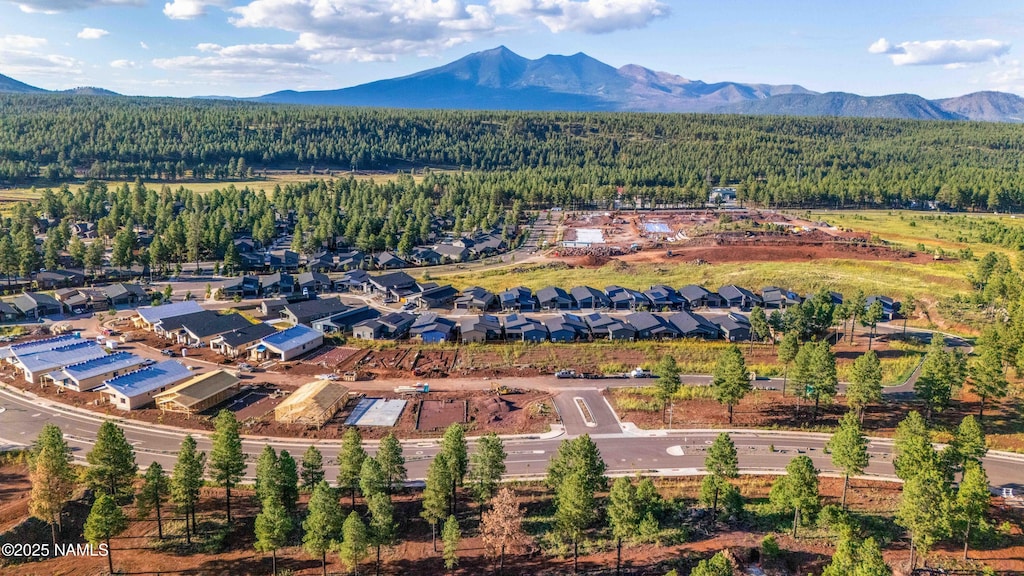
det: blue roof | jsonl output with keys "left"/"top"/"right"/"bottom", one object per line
{"left": 57, "top": 352, "right": 147, "bottom": 383}
{"left": 136, "top": 301, "right": 205, "bottom": 324}
{"left": 9, "top": 334, "right": 82, "bottom": 356}
{"left": 260, "top": 324, "right": 321, "bottom": 352}
{"left": 103, "top": 360, "right": 192, "bottom": 397}
{"left": 19, "top": 341, "right": 107, "bottom": 373}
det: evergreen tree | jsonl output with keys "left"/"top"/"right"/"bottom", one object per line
{"left": 777, "top": 331, "right": 799, "bottom": 397}
{"left": 854, "top": 537, "right": 892, "bottom": 576}
{"left": 607, "top": 477, "right": 641, "bottom": 576}
{"left": 337, "top": 427, "right": 367, "bottom": 508}
{"left": 701, "top": 433, "right": 739, "bottom": 518}
{"left": 84, "top": 493, "right": 128, "bottom": 575}
{"left": 28, "top": 423, "right": 75, "bottom": 547}
{"left": 555, "top": 471, "right": 597, "bottom": 574}
{"left": 950, "top": 415, "right": 988, "bottom": 469}
{"left": 896, "top": 464, "right": 952, "bottom": 569}
{"left": 366, "top": 492, "right": 397, "bottom": 576}
{"left": 861, "top": 300, "right": 884, "bottom": 350}
{"left": 171, "top": 434, "right": 206, "bottom": 544}
{"left": 440, "top": 424, "right": 469, "bottom": 515}
{"left": 255, "top": 495, "right": 292, "bottom": 576}
{"left": 84, "top": 421, "right": 138, "bottom": 500}
{"left": 442, "top": 514, "right": 461, "bottom": 570}
{"left": 376, "top": 432, "right": 407, "bottom": 496}
{"left": 749, "top": 306, "right": 771, "bottom": 346}
{"left": 893, "top": 411, "right": 939, "bottom": 482}
{"left": 956, "top": 460, "right": 990, "bottom": 561}
{"left": 711, "top": 344, "right": 750, "bottom": 424}
{"left": 769, "top": 456, "right": 819, "bottom": 537}
{"left": 278, "top": 450, "right": 299, "bottom": 513}
{"left": 301, "top": 445, "right": 325, "bottom": 490}
{"left": 546, "top": 434, "right": 608, "bottom": 499}
{"left": 359, "top": 457, "right": 388, "bottom": 500}
{"left": 422, "top": 452, "right": 452, "bottom": 551}
{"left": 137, "top": 462, "right": 170, "bottom": 540}
{"left": 469, "top": 432, "right": 507, "bottom": 515}
{"left": 915, "top": 338, "right": 967, "bottom": 422}
{"left": 808, "top": 340, "right": 838, "bottom": 418}
{"left": 847, "top": 350, "right": 883, "bottom": 421}
{"left": 970, "top": 345, "right": 1008, "bottom": 419}
{"left": 654, "top": 354, "right": 681, "bottom": 422}
{"left": 304, "top": 481, "right": 343, "bottom": 576}
{"left": 209, "top": 409, "right": 246, "bottom": 522}
{"left": 254, "top": 445, "right": 281, "bottom": 504}
{"left": 339, "top": 510, "right": 369, "bottom": 576}
{"left": 691, "top": 551, "right": 733, "bottom": 576}
{"left": 827, "top": 411, "right": 869, "bottom": 509}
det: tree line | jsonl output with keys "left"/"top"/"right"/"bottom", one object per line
{"left": 5, "top": 94, "right": 1024, "bottom": 209}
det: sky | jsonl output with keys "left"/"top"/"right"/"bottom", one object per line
{"left": 1, "top": 0, "right": 1023, "bottom": 99}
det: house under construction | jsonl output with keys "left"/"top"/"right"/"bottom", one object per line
{"left": 275, "top": 380, "right": 350, "bottom": 428}
{"left": 154, "top": 369, "right": 241, "bottom": 414}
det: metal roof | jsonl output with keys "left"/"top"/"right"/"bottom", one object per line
{"left": 103, "top": 360, "right": 192, "bottom": 398}
{"left": 260, "top": 324, "right": 322, "bottom": 353}
{"left": 19, "top": 341, "right": 108, "bottom": 374}
{"left": 9, "top": 334, "right": 82, "bottom": 355}
{"left": 136, "top": 301, "right": 204, "bottom": 324}
{"left": 55, "top": 352, "right": 147, "bottom": 382}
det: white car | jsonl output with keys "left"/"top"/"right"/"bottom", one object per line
{"left": 315, "top": 373, "right": 339, "bottom": 381}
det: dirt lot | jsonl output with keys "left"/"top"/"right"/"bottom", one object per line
{"left": 3, "top": 467, "right": 1020, "bottom": 576}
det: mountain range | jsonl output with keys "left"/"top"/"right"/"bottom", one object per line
{"left": 4, "top": 47, "right": 1024, "bottom": 122}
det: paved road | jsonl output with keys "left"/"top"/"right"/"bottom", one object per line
{"left": 2, "top": 385, "right": 1021, "bottom": 495}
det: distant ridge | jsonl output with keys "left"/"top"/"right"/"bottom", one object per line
{"left": 0, "top": 72, "right": 46, "bottom": 94}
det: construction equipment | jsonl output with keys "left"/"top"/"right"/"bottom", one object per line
{"left": 493, "top": 384, "right": 522, "bottom": 395}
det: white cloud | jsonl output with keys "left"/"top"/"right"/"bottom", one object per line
{"left": 0, "top": 34, "right": 81, "bottom": 80}
{"left": 869, "top": 37, "right": 1010, "bottom": 67}
{"left": 77, "top": 27, "right": 109, "bottom": 39}
{"left": 152, "top": 42, "right": 320, "bottom": 80}
{"left": 8, "top": 0, "right": 142, "bottom": 13}
{"left": 110, "top": 59, "right": 138, "bottom": 68}
{"left": 139, "top": 41, "right": 149, "bottom": 49}
{"left": 163, "top": 0, "right": 227, "bottom": 19}
{"left": 491, "top": 0, "right": 669, "bottom": 34}
{"left": 0, "top": 34, "right": 49, "bottom": 49}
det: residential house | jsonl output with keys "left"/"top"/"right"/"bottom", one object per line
{"left": 502, "top": 314, "right": 548, "bottom": 342}
{"left": 545, "top": 314, "right": 589, "bottom": 343}
{"left": 374, "top": 252, "right": 408, "bottom": 270}
{"left": 233, "top": 238, "right": 258, "bottom": 253}
{"left": 498, "top": 286, "right": 537, "bottom": 312}
{"left": 179, "top": 312, "right": 254, "bottom": 347}
{"left": 410, "top": 313, "right": 457, "bottom": 344}
{"left": 454, "top": 286, "right": 496, "bottom": 312}
{"left": 667, "top": 310, "right": 720, "bottom": 339}
{"left": 249, "top": 324, "right": 323, "bottom": 362}
{"left": 259, "top": 272, "right": 295, "bottom": 296}
{"left": 102, "top": 360, "right": 193, "bottom": 410}
{"left": 260, "top": 298, "right": 289, "bottom": 318}
{"left": 133, "top": 301, "right": 204, "bottom": 331}
{"left": 679, "top": 285, "right": 725, "bottom": 309}
{"left": 714, "top": 313, "right": 752, "bottom": 342}
{"left": 0, "top": 301, "right": 22, "bottom": 322}
{"left": 583, "top": 313, "right": 637, "bottom": 341}
{"left": 469, "top": 234, "right": 505, "bottom": 256}
{"left": 367, "top": 271, "right": 420, "bottom": 301}
{"left": 625, "top": 312, "right": 681, "bottom": 339}
{"left": 334, "top": 270, "right": 370, "bottom": 292}
{"left": 536, "top": 286, "right": 573, "bottom": 310}
{"left": 266, "top": 250, "right": 299, "bottom": 271}
{"left": 281, "top": 298, "right": 348, "bottom": 326}
{"left": 761, "top": 286, "right": 802, "bottom": 310}
{"left": 605, "top": 285, "right": 650, "bottom": 311}
{"left": 643, "top": 285, "right": 684, "bottom": 311}
{"left": 210, "top": 323, "right": 278, "bottom": 357}
{"left": 34, "top": 270, "right": 85, "bottom": 290}
{"left": 13, "top": 292, "right": 62, "bottom": 319}
{"left": 570, "top": 286, "right": 611, "bottom": 310}
{"left": 334, "top": 250, "right": 368, "bottom": 271}
{"left": 311, "top": 306, "right": 380, "bottom": 334}
{"left": 866, "top": 295, "right": 901, "bottom": 320}
{"left": 352, "top": 312, "right": 416, "bottom": 341}
{"left": 412, "top": 284, "right": 459, "bottom": 309}
{"left": 718, "top": 285, "right": 762, "bottom": 309}
{"left": 433, "top": 244, "right": 470, "bottom": 262}
{"left": 217, "top": 276, "right": 260, "bottom": 299}
{"left": 17, "top": 340, "right": 108, "bottom": 383}
{"left": 306, "top": 251, "right": 336, "bottom": 272}
{"left": 409, "top": 247, "right": 442, "bottom": 266}
{"left": 238, "top": 252, "right": 265, "bottom": 270}
{"left": 296, "top": 271, "right": 331, "bottom": 295}
{"left": 459, "top": 315, "right": 503, "bottom": 343}
{"left": 45, "top": 352, "right": 148, "bottom": 392}
{"left": 104, "top": 283, "right": 149, "bottom": 307}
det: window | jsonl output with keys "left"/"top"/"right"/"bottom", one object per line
{"left": 120, "top": 397, "right": 125, "bottom": 404}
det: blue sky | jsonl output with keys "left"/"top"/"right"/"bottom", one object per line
{"left": 1, "top": 0, "right": 1022, "bottom": 98}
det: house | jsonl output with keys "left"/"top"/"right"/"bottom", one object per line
{"left": 459, "top": 315, "right": 503, "bottom": 343}
{"left": 275, "top": 380, "right": 350, "bottom": 428}
{"left": 761, "top": 287, "right": 802, "bottom": 310}
{"left": 411, "top": 284, "right": 459, "bottom": 309}
{"left": 210, "top": 323, "right": 278, "bottom": 357}
{"left": 34, "top": 270, "right": 84, "bottom": 290}
{"left": 13, "top": 292, "right": 63, "bottom": 319}
{"left": 667, "top": 311, "right": 720, "bottom": 339}
{"left": 625, "top": 312, "right": 680, "bottom": 339}
{"left": 410, "top": 313, "right": 457, "bottom": 344}
{"left": 374, "top": 252, "right": 408, "bottom": 270}
{"left": 296, "top": 271, "right": 331, "bottom": 295}
{"left": 335, "top": 250, "right": 368, "bottom": 271}
{"left": 537, "top": 286, "right": 573, "bottom": 310}
{"left": 433, "top": 244, "right": 470, "bottom": 262}
{"left": 643, "top": 285, "right": 684, "bottom": 311}
{"left": 584, "top": 313, "right": 637, "bottom": 341}
{"left": 134, "top": 301, "right": 204, "bottom": 330}
{"left": 502, "top": 314, "right": 548, "bottom": 342}
{"left": 311, "top": 306, "right": 380, "bottom": 334}
{"left": 154, "top": 370, "right": 241, "bottom": 414}
{"left": 718, "top": 285, "right": 762, "bottom": 309}
{"left": 866, "top": 295, "right": 901, "bottom": 320}
{"left": 469, "top": 234, "right": 505, "bottom": 256}
{"left": 104, "top": 283, "right": 149, "bottom": 307}
{"left": 306, "top": 251, "right": 336, "bottom": 272}
{"left": 544, "top": 314, "right": 589, "bottom": 343}
{"left": 260, "top": 298, "right": 290, "bottom": 318}
{"left": 259, "top": 272, "right": 295, "bottom": 296}
{"left": 101, "top": 360, "right": 193, "bottom": 410}
{"left": 0, "top": 301, "right": 22, "bottom": 322}
{"left": 249, "top": 324, "right": 323, "bottom": 362}
{"left": 239, "top": 252, "right": 265, "bottom": 270}
{"left": 17, "top": 340, "right": 108, "bottom": 383}
{"left": 352, "top": 312, "right": 416, "bottom": 341}
{"left": 409, "top": 247, "right": 442, "bottom": 266}
{"left": 454, "top": 286, "right": 496, "bottom": 312}
{"left": 709, "top": 187, "right": 737, "bottom": 203}
{"left": 713, "top": 313, "right": 752, "bottom": 342}
{"left": 605, "top": 285, "right": 650, "bottom": 311}
{"left": 367, "top": 271, "right": 420, "bottom": 301}
{"left": 281, "top": 298, "right": 348, "bottom": 326}
{"left": 217, "top": 276, "right": 260, "bottom": 298}
{"left": 679, "top": 285, "right": 725, "bottom": 309}
{"left": 335, "top": 270, "right": 370, "bottom": 292}
{"left": 44, "top": 352, "right": 148, "bottom": 392}
{"left": 570, "top": 286, "right": 611, "bottom": 310}
{"left": 266, "top": 250, "right": 300, "bottom": 271}
{"left": 233, "top": 238, "right": 258, "bottom": 253}
{"left": 498, "top": 286, "right": 537, "bottom": 312}
{"left": 179, "top": 312, "right": 254, "bottom": 346}
{"left": 4, "top": 334, "right": 82, "bottom": 364}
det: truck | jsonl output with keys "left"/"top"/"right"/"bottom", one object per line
{"left": 629, "top": 367, "right": 653, "bottom": 378}
{"left": 395, "top": 382, "right": 429, "bottom": 394}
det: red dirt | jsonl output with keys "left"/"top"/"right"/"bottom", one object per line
{"left": 416, "top": 398, "right": 468, "bottom": 431}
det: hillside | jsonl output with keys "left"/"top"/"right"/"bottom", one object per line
{"left": 0, "top": 72, "right": 45, "bottom": 94}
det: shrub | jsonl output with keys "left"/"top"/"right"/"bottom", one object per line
{"left": 761, "top": 533, "right": 781, "bottom": 559}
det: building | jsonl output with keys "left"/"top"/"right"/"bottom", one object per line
{"left": 13, "top": 292, "right": 62, "bottom": 319}
{"left": 411, "top": 284, "right": 459, "bottom": 309}
{"left": 502, "top": 314, "right": 548, "bottom": 342}
{"left": 34, "top": 270, "right": 84, "bottom": 289}
{"left": 154, "top": 370, "right": 241, "bottom": 414}
{"left": 454, "top": 286, "right": 496, "bottom": 312}
{"left": 3, "top": 334, "right": 81, "bottom": 364}
{"left": 643, "top": 285, "right": 684, "bottom": 311}
{"left": 584, "top": 313, "right": 637, "bottom": 341}
{"left": 104, "top": 283, "right": 149, "bottom": 307}
{"left": 409, "top": 247, "right": 442, "bottom": 266}
{"left": 18, "top": 340, "right": 108, "bottom": 383}
{"left": 335, "top": 269, "right": 370, "bottom": 292}
{"left": 367, "top": 271, "right": 419, "bottom": 301}
{"left": 498, "top": 286, "right": 537, "bottom": 312}
{"left": 102, "top": 360, "right": 193, "bottom": 410}
{"left": 410, "top": 313, "right": 457, "bottom": 344}
{"left": 678, "top": 285, "right": 725, "bottom": 309}
{"left": 537, "top": 286, "right": 573, "bottom": 310}
{"left": 352, "top": 312, "right": 416, "bottom": 341}
{"left": 605, "top": 285, "right": 650, "bottom": 311}
{"left": 0, "top": 301, "right": 21, "bottom": 322}
{"left": 178, "top": 312, "right": 253, "bottom": 346}
{"left": 217, "top": 276, "right": 260, "bottom": 298}
{"left": 311, "top": 306, "right": 380, "bottom": 334}
{"left": 625, "top": 312, "right": 680, "bottom": 339}
{"left": 259, "top": 272, "right": 295, "bottom": 296}
{"left": 210, "top": 323, "right": 278, "bottom": 357}
{"left": 866, "top": 295, "right": 901, "bottom": 320}
{"left": 459, "top": 314, "right": 502, "bottom": 343}
{"left": 433, "top": 244, "right": 470, "bottom": 262}
{"left": 718, "top": 285, "right": 762, "bottom": 309}
{"left": 667, "top": 310, "right": 720, "bottom": 339}
{"left": 761, "top": 286, "right": 802, "bottom": 310}
{"left": 249, "top": 324, "right": 323, "bottom": 362}
{"left": 266, "top": 249, "right": 299, "bottom": 271}
{"left": 280, "top": 298, "right": 348, "bottom": 326}
{"left": 45, "top": 352, "right": 148, "bottom": 392}
{"left": 296, "top": 271, "right": 331, "bottom": 295}
{"left": 714, "top": 313, "right": 752, "bottom": 342}
{"left": 374, "top": 252, "right": 408, "bottom": 270}
{"left": 275, "top": 380, "right": 350, "bottom": 428}
{"left": 545, "top": 314, "right": 589, "bottom": 343}
{"left": 260, "top": 298, "right": 289, "bottom": 318}
{"left": 570, "top": 286, "right": 611, "bottom": 310}
{"left": 134, "top": 301, "right": 204, "bottom": 330}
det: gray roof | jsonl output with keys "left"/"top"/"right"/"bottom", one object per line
{"left": 370, "top": 271, "right": 417, "bottom": 289}
{"left": 136, "top": 301, "right": 204, "bottom": 324}
{"left": 182, "top": 313, "right": 254, "bottom": 339}
{"left": 536, "top": 286, "right": 571, "bottom": 304}
{"left": 667, "top": 311, "right": 720, "bottom": 335}
{"left": 19, "top": 341, "right": 108, "bottom": 374}
{"left": 282, "top": 298, "right": 348, "bottom": 322}
{"left": 14, "top": 292, "right": 61, "bottom": 312}
{"left": 9, "top": 335, "right": 83, "bottom": 357}
{"left": 214, "top": 323, "right": 278, "bottom": 348}
{"left": 50, "top": 352, "right": 147, "bottom": 385}
{"left": 104, "top": 283, "right": 147, "bottom": 299}
{"left": 103, "top": 360, "right": 192, "bottom": 398}
{"left": 678, "top": 285, "right": 712, "bottom": 301}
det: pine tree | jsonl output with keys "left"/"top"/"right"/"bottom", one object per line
{"left": 896, "top": 464, "right": 952, "bottom": 569}
{"left": 339, "top": 510, "right": 369, "bottom": 576}
{"left": 171, "top": 434, "right": 206, "bottom": 544}
{"left": 84, "top": 493, "right": 128, "bottom": 575}
{"left": 209, "top": 409, "right": 246, "bottom": 522}
{"left": 827, "top": 411, "right": 869, "bottom": 509}
{"left": 970, "top": 345, "right": 1008, "bottom": 419}
{"left": 28, "top": 423, "right": 75, "bottom": 547}
{"left": 469, "top": 432, "right": 506, "bottom": 515}
{"left": 555, "top": 471, "right": 596, "bottom": 574}
{"left": 84, "top": 421, "right": 138, "bottom": 501}
{"left": 301, "top": 445, "right": 325, "bottom": 490}
{"left": 337, "top": 428, "right": 367, "bottom": 508}
{"left": 777, "top": 331, "right": 799, "bottom": 397}
{"left": 691, "top": 551, "right": 733, "bottom": 576}
{"left": 950, "top": 415, "right": 988, "bottom": 469}
{"left": 359, "top": 457, "right": 387, "bottom": 500}
{"left": 711, "top": 344, "right": 750, "bottom": 424}
{"left": 376, "top": 432, "right": 406, "bottom": 496}
{"left": 481, "top": 487, "right": 528, "bottom": 573}
{"left": 809, "top": 340, "right": 838, "bottom": 418}
{"left": 255, "top": 495, "right": 292, "bottom": 576}
{"left": 442, "top": 514, "right": 461, "bottom": 570}
{"left": 654, "top": 354, "right": 681, "bottom": 423}
{"left": 304, "top": 481, "right": 343, "bottom": 576}
{"left": 861, "top": 300, "right": 884, "bottom": 350}
{"left": 607, "top": 477, "right": 641, "bottom": 576}
{"left": 854, "top": 537, "right": 892, "bottom": 576}
{"left": 956, "top": 460, "right": 990, "bottom": 561}
{"left": 278, "top": 450, "right": 299, "bottom": 513}
{"left": 769, "top": 456, "right": 819, "bottom": 537}
{"left": 893, "top": 411, "right": 938, "bottom": 482}
{"left": 137, "top": 463, "right": 170, "bottom": 539}
{"left": 915, "top": 338, "right": 967, "bottom": 422}
{"left": 546, "top": 434, "right": 608, "bottom": 499}
{"left": 440, "top": 424, "right": 468, "bottom": 515}
{"left": 847, "top": 351, "right": 883, "bottom": 421}
{"left": 255, "top": 445, "right": 281, "bottom": 505}
{"left": 366, "top": 492, "right": 397, "bottom": 576}
{"left": 750, "top": 306, "right": 771, "bottom": 346}
{"left": 422, "top": 452, "right": 452, "bottom": 551}
{"left": 701, "top": 433, "right": 739, "bottom": 518}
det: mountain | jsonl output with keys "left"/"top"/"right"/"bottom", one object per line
{"left": 257, "top": 46, "right": 817, "bottom": 112}
{"left": 935, "top": 91, "right": 1024, "bottom": 123}
{"left": 0, "top": 72, "right": 46, "bottom": 94}
{"left": 60, "top": 86, "right": 120, "bottom": 96}
{"left": 719, "top": 92, "right": 965, "bottom": 121}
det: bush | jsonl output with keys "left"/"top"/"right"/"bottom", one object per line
{"left": 761, "top": 533, "right": 781, "bottom": 559}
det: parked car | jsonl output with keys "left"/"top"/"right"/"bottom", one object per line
{"left": 141, "top": 358, "right": 156, "bottom": 366}
{"left": 161, "top": 349, "right": 175, "bottom": 357}
{"left": 237, "top": 363, "right": 253, "bottom": 372}
{"left": 555, "top": 369, "right": 577, "bottom": 379}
